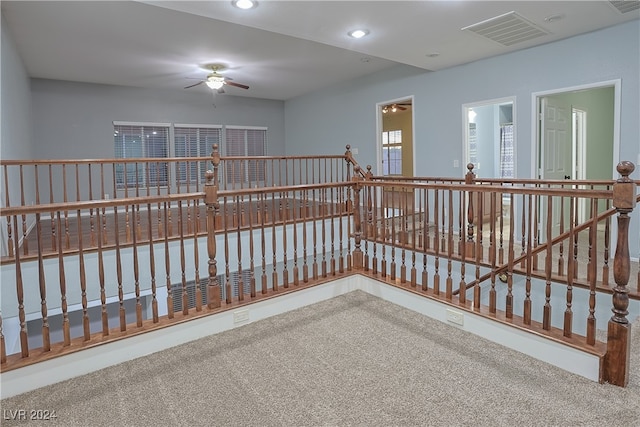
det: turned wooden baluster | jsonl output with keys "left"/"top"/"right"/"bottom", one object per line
{"left": 292, "top": 191, "right": 299, "bottom": 286}
{"left": 339, "top": 181, "right": 346, "bottom": 274}
{"left": 77, "top": 208, "right": 90, "bottom": 339}
{"left": 321, "top": 187, "right": 327, "bottom": 278}
{"left": 459, "top": 188, "right": 467, "bottom": 304}
{"left": 57, "top": 212, "right": 71, "bottom": 345}
{"left": 465, "top": 163, "right": 476, "bottom": 260}
{"left": 400, "top": 188, "right": 407, "bottom": 284}
{"left": 89, "top": 164, "right": 96, "bottom": 247}
{"left": 473, "top": 191, "right": 483, "bottom": 309}
{"left": 586, "top": 198, "right": 598, "bottom": 345}
{"left": 132, "top": 203, "right": 143, "bottom": 325}
{"left": 421, "top": 188, "right": 428, "bottom": 291}
{"left": 248, "top": 194, "right": 257, "bottom": 297}
{"left": 506, "top": 193, "right": 515, "bottom": 318}
{"left": 12, "top": 217, "right": 28, "bottom": 357}
{"left": 351, "top": 166, "right": 363, "bottom": 270}
{"left": 35, "top": 212, "right": 51, "bottom": 351}
{"left": 205, "top": 146, "right": 221, "bottom": 309}
{"left": 49, "top": 165, "right": 56, "bottom": 252}
{"left": 261, "top": 192, "right": 268, "bottom": 293}
{"left": 330, "top": 184, "right": 336, "bottom": 276}
{"left": 302, "top": 189, "right": 309, "bottom": 283}
{"left": 282, "top": 191, "right": 289, "bottom": 287}
{"left": 4, "top": 166, "right": 14, "bottom": 257}
{"left": 446, "top": 190, "right": 454, "bottom": 300}
{"left": 390, "top": 186, "right": 397, "bottom": 281}
{"left": 312, "top": 188, "right": 319, "bottom": 280}
{"left": 564, "top": 198, "right": 575, "bottom": 338}
{"left": 410, "top": 188, "right": 417, "bottom": 288}
{"left": 236, "top": 196, "right": 245, "bottom": 299}
{"left": 433, "top": 189, "right": 440, "bottom": 295}
{"left": 20, "top": 165, "right": 28, "bottom": 255}
{"left": 271, "top": 192, "right": 279, "bottom": 291}
{"left": 602, "top": 199, "right": 611, "bottom": 287}
{"left": 542, "top": 194, "right": 552, "bottom": 329}
{"left": 100, "top": 164, "right": 108, "bottom": 245}
{"left": 558, "top": 188, "right": 566, "bottom": 276}
{"left": 523, "top": 195, "right": 533, "bottom": 325}
{"left": 489, "top": 192, "right": 497, "bottom": 314}
{"left": 96, "top": 207, "right": 108, "bottom": 335}
{"left": 63, "top": 164, "right": 70, "bottom": 250}
{"left": 148, "top": 203, "right": 159, "bottom": 321}
{"left": 164, "top": 200, "right": 174, "bottom": 318}
{"left": 603, "top": 161, "right": 635, "bottom": 387}
{"left": 364, "top": 166, "right": 373, "bottom": 273}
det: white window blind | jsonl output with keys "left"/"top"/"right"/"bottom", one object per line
{"left": 113, "top": 123, "right": 169, "bottom": 188}
{"left": 225, "top": 127, "right": 267, "bottom": 185}
{"left": 174, "top": 125, "right": 222, "bottom": 186}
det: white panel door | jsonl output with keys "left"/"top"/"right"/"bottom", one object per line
{"left": 540, "top": 96, "right": 572, "bottom": 238}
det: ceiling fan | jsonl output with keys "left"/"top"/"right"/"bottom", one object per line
{"left": 184, "top": 65, "right": 249, "bottom": 93}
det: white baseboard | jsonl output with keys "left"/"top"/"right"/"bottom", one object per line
{"left": 0, "top": 274, "right": 601, "bottom": 399}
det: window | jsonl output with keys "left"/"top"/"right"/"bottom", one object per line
{"left": 174, "top": 125, "right": 222, "bottom": 186}
{"left": 381, "top": 130, "right": 402, "bottom": 176}
{"left": 225, "top": 127, "right": 267, "bottom": 185}
{"left": 114, "top": 123, "right": 169, "bottom": 188}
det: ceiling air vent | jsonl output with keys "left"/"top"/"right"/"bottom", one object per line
{"left": 462, "top": 11, "right": 550, "bottom": 47}
{"left": 609, "top": 1, "right": 640, "bottom": 14}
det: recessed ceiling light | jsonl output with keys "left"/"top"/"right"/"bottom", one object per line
{"left": 348, "top": 29, "right": 369, "bottom": 39}
{"left": 232, "top": 0, "right": 257, "bottom": 10}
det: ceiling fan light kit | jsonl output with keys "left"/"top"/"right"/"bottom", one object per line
{"left": 184, "top": 64, "right": 250, "bottom": 92}
{"left": 205, "top": 77, "right": 225, "bottom": 90}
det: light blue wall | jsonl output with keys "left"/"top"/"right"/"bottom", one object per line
{"left": 30, "top": 79, "right": 286, "bottom": 160}
{"left": 1, "top": 15, "right": 33, "bottom": 162}
{"left": 284, "top": 21, "right": 640, "bottom": 179}
{"left": 1, "top": 14, "right": 36, "bottom": 255}
{"left": 284, "top": 20, "right": 640, "bottom": 256}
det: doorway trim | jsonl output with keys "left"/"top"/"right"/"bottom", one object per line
{"left": 461, "top": 96, "right": 516, "bottom": 178}
{"left": 530, "top": 79, "right": 621, "bottom": 179}
{"left": 376, "top": 95, "right": 415, "bottom": 177}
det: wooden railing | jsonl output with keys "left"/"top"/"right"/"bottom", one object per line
{"left": 349, "top": 161, "right": 637, "bottom": 386}
{"left": 0, "top": 144, "right": 354, "bottom": 260}
{"left": 0, "top": 148, "right": 636, "bottom": 388}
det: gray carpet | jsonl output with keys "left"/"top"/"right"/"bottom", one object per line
{"left": 2, "top": 290, "right": 639, "bottom": 427}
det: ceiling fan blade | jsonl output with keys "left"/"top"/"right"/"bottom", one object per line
{"left": 184, "top": 81, "right": 204, "bottom": 89}
{"left": 225, "top": 80, "right": 249, "bottom": 90}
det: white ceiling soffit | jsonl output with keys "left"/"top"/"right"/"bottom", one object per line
{"left": 609, "top": 1, "right": 640, "bottom": 14}
{"left": 2, "top": 1, "right": 639, "bottom": 101}
{"left": 462, "top": 11, "right": 550, "bottom": 47}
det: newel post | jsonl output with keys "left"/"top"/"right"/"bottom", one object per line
{"left": 603, "top": 161, "right": 636, "bottom": 386}
{"left": 352, "top": 165, "right": 364, "bottom": 270}
{"left": 205, "top": 144, "right": 221, "bottom": 309}
{"left": 465, "top": 163, "right": 477, "bottom": 259}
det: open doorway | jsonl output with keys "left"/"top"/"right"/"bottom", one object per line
{"left": 376, "top": 96, "right": 415, "bottom": 213}
{"left": 462, "top": 97, "right": 515, "bottom": 224}
{"left": 462, "top": 97, "right": 516, "bottom": 179}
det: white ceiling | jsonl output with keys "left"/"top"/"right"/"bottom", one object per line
{"left": 2, "top": 1, "right": 638, "bottom": 101}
